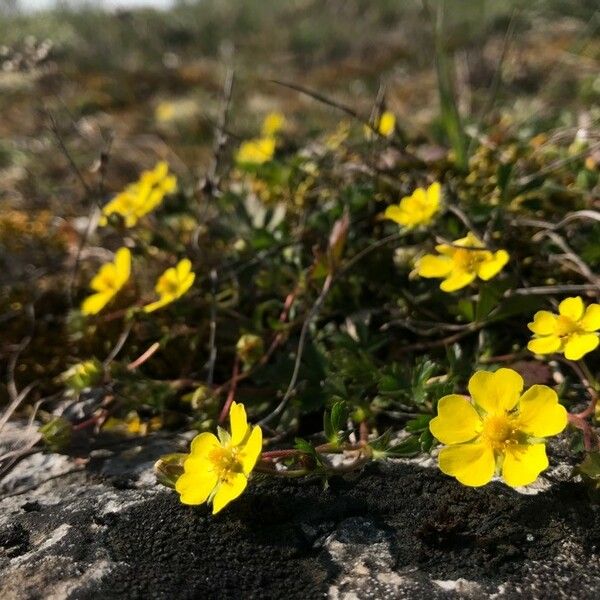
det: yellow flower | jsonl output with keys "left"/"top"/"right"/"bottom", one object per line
{"left": 365, "top": 110, "right": 396, "bottom": 139}
{"left": 416, "top": 232, "right": 509, "bottom": 292}
{"left": 175, "top": 402, "right": 263, "bottom": 513}
{"left": 155, "top": 101, "right": 175, "bottom": 123}
{"left": 81, "top": 247, "right": 131, "bottom": 315}
{"left": 261, "top": 112, "right": 285, "bottom": 137}
{"left": 235, "top": 137, "right": 276, "bottom": 165}
{"left": 100, "top": 162, "right": 177, "bottom": 228}
{"left": 430, "top": 368, "right": 567, "bottom": 488}
{"left": 143, "top": 258, "right": 195, "bottom": 313}
{"left": 377, "top": 110, "right": 396, "bottom": 137}
{"left": 528, "top": 297, "right": 600, "bottom": 361}
{"left": 383, "top": 182, "right": 441, "bottom": 229}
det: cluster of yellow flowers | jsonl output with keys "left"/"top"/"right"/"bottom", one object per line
{"left": 80, "top": 248, "right": 195, "bottom": 316}
{"left": 99, "top": 162, "right": 177, "bottom": 228}
{"left": 429, "top": 295, "right": 600, "bottom": 488}
{"left": 383, "top": 182, "right": 510, "bottom": 292}
{"left": 235, "top": 112, "right": 285, "bottom": 165}
{"left": 379, "top": 173, "right": 599, "bottom": 491}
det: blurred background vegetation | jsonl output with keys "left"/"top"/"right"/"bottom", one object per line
{"left": 0, "top": 0, "right": 599, "bottom": 455}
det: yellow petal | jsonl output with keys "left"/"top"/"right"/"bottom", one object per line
{"left": 261, "top": 112, "right": 285, "bottom": 137}
{"left": 435, "top": 243, "right": 454, "bottom": 256}
{"left": 558, "top": 297, "right": 584, "bottom": 321}
{"left": 440, "top": 270, "right": 476, "bottom": 292}
{"left": 429, "top": 394, "right": 482, "bottom": 445}
{"left": 143, "top": 298, "right": 172, "bottom": 313}
{"left": 527, "top": 335, "right": 562, "bottom": 355}
{"left": 114, "top": 247, "right": 131, "bottom": 285}
{"left": 476, "top": 250, "right": 509, "bottom": 281}
{"left": 229, "top": 402, "right": 249, "bottom": 446}
{"left": 161, "top": 174, "right": 177, "bottom": 194}
{"left": 90, "top": 263, "right": 117, "bottom": 292}
{"left": 468, "top": 368, "right": 523, "bottom": 415}
{"left": 501, "top": 443, "right": 548, "bottom": 487}
{"left": 527, "top": 311, "right": 558, "bottom": 335}
{"left": 563, "top": 332, "right": 599, "bottom": 361}
{"left": 175, "top": 470, "right": 218, "bottom": 505}
{"left": 517, "top": 385, "right": 567, "bottom": 437}
{"left": 377, "top": 111, "right": 396, "bottom": 137}
{"left": 239, "top": 425, "right": 263, "bottom": 475}
{"left": 176, "top": 271, "right": 195, "bottom": 299}
{"left": 426, "top": 181, "right": 441, "bottom": 207}
{"left": 438, "top": 442, "right": 495, "bottom": 487}
{"left": 454, "top": 232, "right": 483, "bottom": 249}
{"left": 580, "top": 304, "right": 600, "bottom": 332}
{"left": 190, "top": 431, "right": 220, "bottom": 456}
{"left": 176, "top": 258, "right": 192, "bottom": 279}
{"left": 383, "top": 205, "right": 410, "bottom": 226}
{"left": 417, "top": 254, "right": 453, "bottom": 278}
{"left": 212, "top": 473, "right": 248, "bottom": 514}
{"left": 81, "top": 292, "right": 112, "bottom": 315}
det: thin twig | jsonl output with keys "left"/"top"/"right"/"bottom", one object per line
{"left": 205, "top": 269, "right": 218, "bottom": 386}
{"left": 258, "top": 273, "right": 334, "bottom": 428}
{"left": 103, "top": 321, "right": 134, "bottom": 368}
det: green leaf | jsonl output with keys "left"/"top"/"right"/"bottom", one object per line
{"left": 387, "top": 436, "right": 421, "bottom": 457}
{"left": 324, "top": 400, "right": 347, "bottom": 445}
{"left": 406, "top": 414, "right": 433, "bottom": 433}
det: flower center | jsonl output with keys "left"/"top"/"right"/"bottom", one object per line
{"left": 208, "top": 446, "right": 242, "bottom": 481}
{"left": 453, "top": 248, "right": 487, "bottom": 271}
{"left": 482, "top": 414, "right": 518, "bottom": 450}
{"left": 555, "top": 315, "right": 580, "bottom": 337}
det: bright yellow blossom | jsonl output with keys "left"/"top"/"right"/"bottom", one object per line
{"left": 430, "top": 368, "right": 567, "bottom": 488}
{"left": 81, "top": 247, "right": 131, "bottom": 316}
{"left": 175, "top": 402, "right": 262, "bottom": 513}
{"left": 528, "top": 297, "right": 600, "bottom": 361}
{"left": 261, "top": 112, "right": 285, "bottom": 137}
{"left": 365, "top": 110, "right": 396, "bottom": 139}
{"left": 100, "top": 162, "right": 177, "bottom": 228}
{"left": 377, "top": 110, "right": 396, "bottom": 137}
{"left": 416, "top": 232, "right": 509, "bottom": 292}
{"left": 143, "top": 258, "right": 195, "bottom": 313}
{"left": 155, "top": 101, "right": 175, "bottom": 123}
{"left": 384, "top": 182, "right": 441, "bottom": 229}
{"left": 235, "top": 137, "right": 276, "bottom": 165}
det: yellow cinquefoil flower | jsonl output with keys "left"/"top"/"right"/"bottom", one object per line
{"left": 416, "top": 232, "right": 509, "bottom": 292}
{"left": 100, "top": 162, "right": 177, "bottom": 228}
{"left": 384, "top": 182, "right": 441, "bottom": 229}
{"left": 235, "top": 137, "right": 276, "bottom": 165}
{"left": 364, "top": 110, "right": 396, "bottom": 139}
{"left": 528, "top": 297, "right": 600, "bottom": 361}
{"left": 430, "top": 368, "right": 567, "bottom": 488}
{"left": 175, "top": 402, "right": 262, "bottom": 513}
{"left": 143, "top": 258, "right": 195, "bottom": 313}
{"left": 81, "top": 247, "right": 131, "bottom": 315}
{"left": 377, "top": 110, "right": 396, "bottom": 137}
{"left": 261, "top": 112, "right": 285, "bottom": 137}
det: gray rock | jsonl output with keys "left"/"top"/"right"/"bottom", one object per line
{"left": 0, "top": 428, "right": 598, "bottom": 600}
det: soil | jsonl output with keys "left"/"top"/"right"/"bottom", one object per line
{"left": 86, "top": 463, "right": 599, "bottom": 598}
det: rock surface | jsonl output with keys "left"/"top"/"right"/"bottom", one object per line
{"left": 0, "top": 431, "right": 599, "bottom": 600}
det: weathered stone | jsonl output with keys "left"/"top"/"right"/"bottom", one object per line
{"left": 0, "top": 429, "right": 598, "bottom": 599}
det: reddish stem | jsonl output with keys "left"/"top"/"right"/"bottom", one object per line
{"left": 568, "top": 413, "right": 598, "bottom": 451}
{"left": 127, "top": 342, "right": 160, "bottom": 371}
